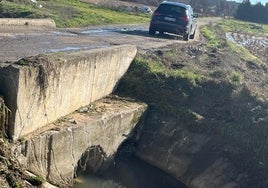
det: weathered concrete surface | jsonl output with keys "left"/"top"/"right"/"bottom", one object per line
{"left": 136, "top": 114, "right": 268, "bottom": 188}
{"left": 0, "top": 18, "right": 56, "bottom": 27}
{"left": 14, "top": 96, "right": 147, "bottom": 187}
{"left": 0, "top": 45, "right": 137, "bottom": 139}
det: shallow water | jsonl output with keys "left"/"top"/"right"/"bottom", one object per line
{"left": 73, "top": 156, "right": 188, "bottom": 188}
{"left": 73, "top": 175, "right": 124, "bottom": 188}
{"left": 48, "top": 45, "right": 109, "bottom": 53}
{"left": 226, "top": 32, "right": 268, "bottom": 48}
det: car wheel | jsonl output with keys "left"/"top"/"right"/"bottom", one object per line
{"left": 189, "top": 29, "right": 195, "bottom": 39}
{"left": 149, "top": 27, "right": 156, "bottom": 35}
{"left": 183, "top": 33, "right": 189, "bottom": 41}
{"left": 159, "top": 31, "right": 164, "bottom": 35}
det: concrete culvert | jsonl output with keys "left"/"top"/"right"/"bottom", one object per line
{"left": 76, "top": 145, "right": 107, "bottom": 176}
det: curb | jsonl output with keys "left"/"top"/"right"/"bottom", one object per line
{"left": 0, "top": 18, "right": 56, "bottom": 28}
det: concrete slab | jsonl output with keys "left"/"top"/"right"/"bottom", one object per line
{"left": 0, "top": 45, "right": 137, "bottom": 139}
{"left": 15, "top": 96, "right": 147, "bottom": 186}
{"left": 0, "top": 18, "right": 56, "bottom": 27}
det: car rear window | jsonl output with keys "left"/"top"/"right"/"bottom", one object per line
{"left": 157, "top": 4, "right": 186, "bottom": 16}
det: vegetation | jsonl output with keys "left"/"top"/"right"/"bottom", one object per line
{"left": 218, "top": 19, "right": 268, "bottom": 36}
{"left": 0, "top": 97, "right": 9, "bottom": 137}
{"left": 1, "top": 0, "right": 266, "bottom": 29}
{"left": 124, "top": 0, "right": 237, "bottom": 16}
{"left": 236, "top": 0, "right": 268, "bottom": 24}
{"left": 201, "top": 19, "right": 263, "bottom": 65}
{"left": 116, "top": 19, "right": 268, "bottom": 175}
{"left": 125, "top": 0, "right": 268, "bottom": 19}
{"left": 0, "top": 97, "right": 36, "bottom": 187}
{"left": 1, "top": 0, "right": 268, "bottom": 185}
{"left": 200, "top": 25, "right": 225, "bottom": 49}
{"left": 116, "top": 54, "right": 203, "bottom": 118}
{"left": 227, "top": 41, "right": 261, "bottom": 65}
{"left": 0, "top": 0, "right": 150, "bottom": 27}
{"left": 228, "top": 71, "right": 243, "bottom": 87}
{"left": 27, "top": 176, "right": 44, "bottom": 186}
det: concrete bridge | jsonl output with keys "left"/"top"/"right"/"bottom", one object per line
{"left": 0, "top": 45, "right": 147, "bottom": 186}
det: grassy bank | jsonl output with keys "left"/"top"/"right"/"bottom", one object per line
{"left": 116, "top": 19, "right": 268, "bottom": 172}
{"left": 0, "top": 0, "right": 150, "bottom": 27}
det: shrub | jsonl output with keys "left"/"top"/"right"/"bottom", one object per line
{"left": 228, "top": 72, "right": 243, "bottom": 87}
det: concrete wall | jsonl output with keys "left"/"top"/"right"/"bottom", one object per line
{"left": 0, "top": 45, "right": 137, "bottom": 139}
{"left": 15, "top": 97, "right": 147, "bottom": 187}
{"left": 136, "top": 114, "right": 268, "bottom": 188}
{"left": 0, "top": 18, "right": 56, "bottom": 27}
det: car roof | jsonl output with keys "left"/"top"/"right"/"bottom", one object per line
{"left": 160, "top": 1, "right": 190, "bottom": 9}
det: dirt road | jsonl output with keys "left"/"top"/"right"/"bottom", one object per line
{"left": 0, "top": 17, "right": 217, "bottom": 62}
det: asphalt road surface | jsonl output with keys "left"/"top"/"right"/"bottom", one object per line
{"left": 0, "top": 17, "right": 217, "bottom": 62}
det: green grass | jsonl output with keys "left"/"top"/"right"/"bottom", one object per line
{"left": 219, "top": 19, "right": 264, "bottom": 65}
{"left": 27, "top": 176, "right": 44, "bottom": 186}
{"left": 141, "top": 57, "right": 165, "bottom": 74}
{"left": 171, "top": 69, "right": 203, "bottom": 86}
{"left": 227, "top": 41, "right": 262, "bottom": 65}
{"left": 117, "top": 19, "right": 268, "bottom": 171}
{"left": 0, "top": 0, "right": 150, "bottom": 27}
{"left": 218, "top": 19, "right": 268, "bottom": 36}
{"left": 201, "top": 20, "right": 263, "bottom": 66}
{"left": 228, "top": 71, "right": 243, "bottom": 87}
{"left": 200, "top": 25, "right": 225, "bottom": 49}
{"left": 116, "top": 54, "right": 204, "bottom": 119}
{"left": 0, "top": 1, "right": 34, "bottom": 17}
{"left": 118, "top": 50, "right": 268, "bottom": 170}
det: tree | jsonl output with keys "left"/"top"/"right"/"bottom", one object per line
{"left": 235, "top": 0, "right": 268, "bottom": 24}
{"left": 235, "top": 0, "right": 252, "bottom": 20}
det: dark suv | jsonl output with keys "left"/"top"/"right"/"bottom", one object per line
{"left": 149, "top": 1, "right": 197, "bottom": 41}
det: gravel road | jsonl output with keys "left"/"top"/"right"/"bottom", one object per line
{"left": 0, "top": 17, "right": 217, "bottom": 62}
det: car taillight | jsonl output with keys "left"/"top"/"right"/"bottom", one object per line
{"left": 180, "top": 16, "right": 189, "bottom": 22}
{"left": 153, "top": 11, "right": 161, "bottom": 16}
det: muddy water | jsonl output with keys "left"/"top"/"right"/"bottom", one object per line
{"left": 226, "top": 33, "right": 268, "bottom": 48}
{"left": 73, "top": 156, "right": 188, "bottom": 188}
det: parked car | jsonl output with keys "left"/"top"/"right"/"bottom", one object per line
{"left": 149, "top": 1, "right": 197, "bottom": 41}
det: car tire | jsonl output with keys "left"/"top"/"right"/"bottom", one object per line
{"left": 183, "top": 33, "right": 189, "bottom": 41}
{"left": 159, "top": 31, "right": 164, "bottom": 35}
{"left": 149, "top": 27, "right": 156, "bottom": 35}
{"left": 189, "top": 29, "right": 195, "bottom": 39}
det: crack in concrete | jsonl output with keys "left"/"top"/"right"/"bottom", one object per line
{"left": 18, "top": 77, "right": 42, "bottom": 139}
{"left": 49, "top": 137, "right": 65, "bottom": 183}
{"left": 31, "top": 138, "right": 46, "bottom": 175}
{"left": 46, "top": 135, "right": 53, "bottom": 180}
{"left": 69, "top": 128, "right": 76, "bottom": 176}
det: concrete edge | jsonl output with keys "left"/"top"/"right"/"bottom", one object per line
{"left": 0, "top": 18, "right": 56, "bottom": 28}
